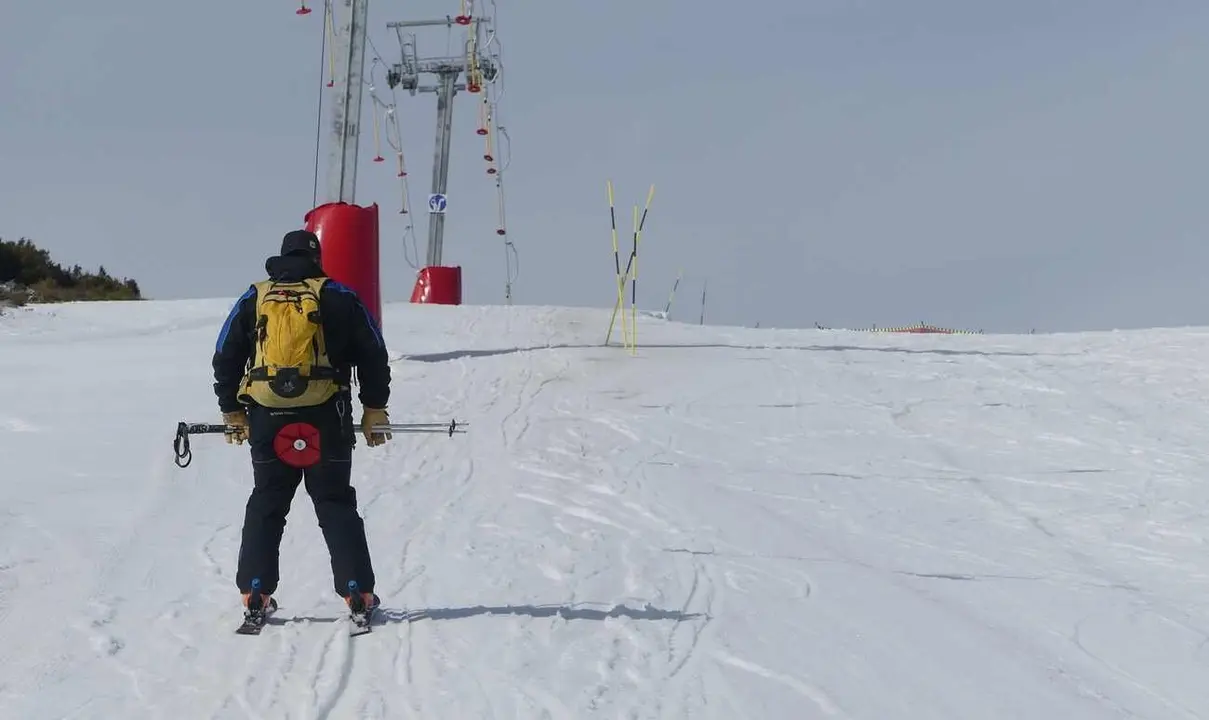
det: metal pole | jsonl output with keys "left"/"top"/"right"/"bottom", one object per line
{"left": 326, "top": 0, "right": 369, "bottom": 204}
{"left": 425, "top": 70, "right": 458, "bottom": 267}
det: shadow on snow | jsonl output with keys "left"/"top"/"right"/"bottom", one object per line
{"left": 400, "top": 342, "right": 1060, "bottom": 364}
{"left": 269, "top": 601, "right": 707, "bottom": 626}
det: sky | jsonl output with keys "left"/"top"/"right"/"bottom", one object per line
{"left": 3, "top": 0, "right": 1209, "bottom": 334}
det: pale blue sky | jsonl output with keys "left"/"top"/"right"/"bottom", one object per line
{"left": 3, "top": 1, "right": 1208, "bottom": 333}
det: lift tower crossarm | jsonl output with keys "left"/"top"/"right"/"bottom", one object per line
{"left": 386, "top": 17, "right": 493, "bottom": 29}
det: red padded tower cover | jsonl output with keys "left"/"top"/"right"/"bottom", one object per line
{"left": 410, "top": 266, "right": 462, "bottom": 305}
{"left": 304, "top": 202, "right": 382, "bottom": 326}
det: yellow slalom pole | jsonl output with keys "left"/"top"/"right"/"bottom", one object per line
{"left": 664, "top": 268, "right": 682, "bottom": 317}
{"left": 629, "top": 184, "right": 654, "bottom": 354}
{"left": 629, "top": 204, "right": 638, "bottom": 354}
{"left": 604, "top": 180, "right": 629, "bottom": 347}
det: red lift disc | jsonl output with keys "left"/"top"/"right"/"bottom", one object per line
{"left": 273, "top": 422, "right": 322, "bottom": 468}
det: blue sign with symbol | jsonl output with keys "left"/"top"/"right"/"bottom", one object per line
{"left": 428, "top": 193, "right": 447, "bottom": 213}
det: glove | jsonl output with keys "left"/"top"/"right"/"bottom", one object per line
{"left": 223, "top": 410, "right": 248, "bottom": 445}
{"left": 361, "top": 407, "right": 391, "bottom": 447}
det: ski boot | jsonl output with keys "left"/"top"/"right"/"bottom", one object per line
{"left": 235, "top": 577, "right": 278, "bottom": 635}
{"left": 346, "top": 580, "right": 380, "bottom": 636}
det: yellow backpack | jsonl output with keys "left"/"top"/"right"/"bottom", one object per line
{"left": 236, "top": 277, "right": 344, "bottom": 408}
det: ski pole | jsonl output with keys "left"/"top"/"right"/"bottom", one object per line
{"left": 373, "top": 420, "right": 467, "bottom": 435}
{"left": 174, "top": 421, "right": 226, "bottom": 468}
{"left": 173, "top": 418, "right": 466, "bottom": 468}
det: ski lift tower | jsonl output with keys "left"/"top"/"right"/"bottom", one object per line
{"left": 302, "top": 0, "right": 384, "bottom": 325}
{"left": 386, "top": 13, "right": 498, "bottom": 305}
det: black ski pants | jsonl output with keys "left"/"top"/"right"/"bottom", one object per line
{"left": 235, "top": 393, "right": 376, "bottom": 598}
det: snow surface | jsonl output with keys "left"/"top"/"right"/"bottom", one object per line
{"left": 4, "top": 299, "right": 1209, "bottom": 718}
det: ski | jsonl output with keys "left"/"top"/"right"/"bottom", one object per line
{"left": 349, "top": 610, "right": 374, "bottom": 636}
{"left": 235, "top": 610, "right": 270, "bottom": 635}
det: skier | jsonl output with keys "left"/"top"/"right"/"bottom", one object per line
{"left": 212, "top": 229, "right": 392, "bottom": 626}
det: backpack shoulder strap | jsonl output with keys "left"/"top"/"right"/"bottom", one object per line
{"left": 251, "top": 279, "right": 274, "bottom": 303}
{"left": 301, "top": 276, "right": 328, "bottom": 294}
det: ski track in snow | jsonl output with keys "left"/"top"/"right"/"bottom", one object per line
{"left": 5, "top": 301, "right": 1209, "bottom": 717}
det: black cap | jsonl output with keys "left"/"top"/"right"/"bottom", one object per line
{"left": 281, "top": 230, "right": 321, "bottom": 258}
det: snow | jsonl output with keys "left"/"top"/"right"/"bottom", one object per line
{"left": 4, "top": 299, "right": 1209, "bottom": 718}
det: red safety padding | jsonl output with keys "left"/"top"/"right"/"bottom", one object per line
{"left": 304, "top": 202, "right": 382, "bottom": 327}
{"left": 409, "top": 266, "right": 462, "bottom": 305}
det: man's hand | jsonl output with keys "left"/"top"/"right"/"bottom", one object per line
{"left": 223, "top": 410, "right": 248, "bottom": 445}
{"left": 361, "top": 407, "right": 391, "bottom": 447}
